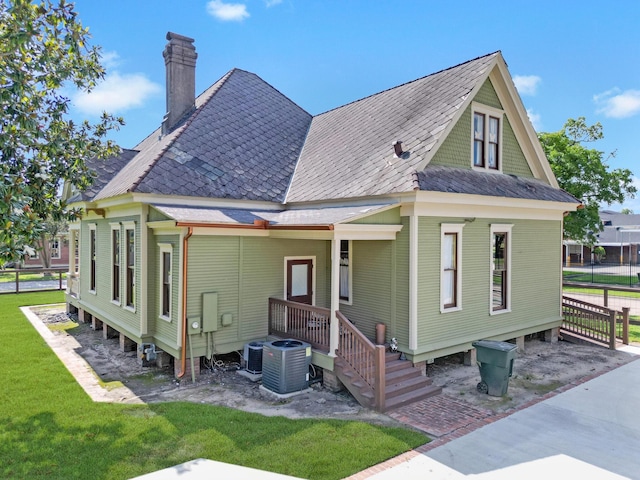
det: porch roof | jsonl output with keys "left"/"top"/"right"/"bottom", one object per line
{"left": 151, "top": 203, "right": 395, "bottom": 227}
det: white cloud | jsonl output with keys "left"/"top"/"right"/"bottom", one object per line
{"left": 73, "top": 72, "right": 161, "bottom": 115}
{"left": 594, "top": 88, "right": 640, "bottom": 118}
{"left": 526, "top": 108, "right": 542, "bottom": 131}
{"left": 206, "top": 0, "right": 249, "bottom": 21}
{"left": 100, "top": 51, "right": 120, "bottom": 70}
{"left": 513, "top": 75, "right": 541, "bottom": 96}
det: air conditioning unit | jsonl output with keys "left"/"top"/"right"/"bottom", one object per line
{"left": 262, "top": 339, "right": 311, "bottom": 394}
{"left": 243, "top": 341, "right": 265, "bottom": 374}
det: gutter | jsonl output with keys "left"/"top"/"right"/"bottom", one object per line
{"left": 177, "top": 226, "right": 193, "bottom": 379}
{"left": 175, "top": 220, "right": 333, "bottom": 231}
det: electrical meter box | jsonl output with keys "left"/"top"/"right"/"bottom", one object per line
{"left": 202, "top": 292, "right": 218, "bottom": 332}
{"left": 188, "top": 317, "right": 201, "bottom": 335}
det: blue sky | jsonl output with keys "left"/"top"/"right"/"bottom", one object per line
{"left": 69, "top": 1, "right": 640, "bottom": 211}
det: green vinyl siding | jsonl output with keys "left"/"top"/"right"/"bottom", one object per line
{"left": 501, "top": 116, "right": 533, "bottom": 177}
{"left": 148, "top": 207, "right": 171, "bottom": 222}
{"left": 429, "top": 79, "right": 533, "bottom": 177}
{"left": 348, "top": 207, "right": 401, "bottom": 225}
{"left": 184, "top": 236, "right": 328, "bottom": 357}
{"left": 415, "top": 216, "right": 562, "bottom": 357}
{"left": 147, "top": 234, "right": 180, "bottom": 351}
{"left": 474, "top": 78, "right": 502, "bottom": 109}
{"left": 77, "top": 215, "right": 142, "bottom": 340}
{"left": 339, "top": 240, "right": 393, "bottom": 341}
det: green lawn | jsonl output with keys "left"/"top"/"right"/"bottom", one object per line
{"left": 0, "top": 270, "right": 67, "bottom": 283}
{"left": 0, "top": 292, "right": 428, "bottom": 479}
{"left": 563, "top": 270, "right": 637, "bottom": 286}
{"left": 563, "top": 286, "right": 640, "bottom": 299}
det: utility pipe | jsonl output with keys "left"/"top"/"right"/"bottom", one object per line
{"left": 177, "top": 227, "right": 193, "bottom": 379}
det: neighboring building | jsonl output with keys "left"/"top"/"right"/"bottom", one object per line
{"left": 64, "top": 33, "right": 579, "bottom": 409}
{"left": 564, "top": 210, "right": 640, "bottom": 265}
{"left": 21, "top": 235, "right": 70, "bottom": 268}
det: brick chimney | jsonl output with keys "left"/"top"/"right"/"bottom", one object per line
{"left": 162, "top": 32, "right": 197, "bottom": 134}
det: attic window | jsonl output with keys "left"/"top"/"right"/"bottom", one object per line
{"left": 472, "top": 103, "right": 503, "bottom": 172}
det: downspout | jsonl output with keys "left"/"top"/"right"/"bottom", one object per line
{"left": 177, "top": 226, "right": 193, "bottom": 379}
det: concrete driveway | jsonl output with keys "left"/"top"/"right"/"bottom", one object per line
{"left": 368, "top": 345, "right": 640, "bottom": 479}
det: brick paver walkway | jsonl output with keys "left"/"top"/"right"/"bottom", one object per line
{"left": 388, "top": 395, "right": 495, "bottom": 438}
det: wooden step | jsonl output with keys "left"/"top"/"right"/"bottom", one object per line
{"left": 384, "top": 384, "right": 442, "bottom": 411}
{"left": 385, "top": 375, "right": 434, "bottom": 399}
{"left": 385, "top": 366, "right": 422, "bottom": 383}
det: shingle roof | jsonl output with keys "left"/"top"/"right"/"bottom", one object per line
{"left": 285, "top": 53, "right": 499, "bottom": 202}
{"left": 417, "top": 165, "right": 579, "bottom": 203}
{"left": 93, "top": 69, "right": 311, "bottom": 202}
{"left": 151, "top": 203, "right": 393, "bottom": 226}
{"left": 71, "top": 149, "right": 138, "bottom": 202}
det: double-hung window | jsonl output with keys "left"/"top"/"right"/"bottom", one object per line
{"left": 110, "top": 223, "right": 121, "bottom": 304}
{"left": 472, "top": 103, "right": 502, "bottom": 171}
{"left": 490, "top": 224, "right": 512, "bottom": 313}
{"left": 441, "top": 224, "right": 464, "bottom": 312}
{"left": 50, "top": 238, "right": 61, "bottom": 259}
{"left": 159, "top": 244, "right": 172, "bottom": 320}
{"left": 339, "top": 240, "right": 352, "bottom": 304}
{"left": 89, "top": 224, "right": 97, "bottom": 293}
{"left": 124, "top": 222, "right": 136, "bottom": 310}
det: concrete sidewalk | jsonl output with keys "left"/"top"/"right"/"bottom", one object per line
{"left": 366, "top": 345, "right": 640, "bottom": 479}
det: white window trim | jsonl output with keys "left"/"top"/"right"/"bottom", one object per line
{"left": 109, "top": 223, "right": 121, "bottom": 306}
{"left": 440, "top": 223, "right": 464, "bottom": 313}
{"left": 158, "top": 243, "right": 172, "bottom": 322}
{"left": 471, "top": 102, "right": 504, "bottom": 173}
{"left": 339, "top": 240, "right": 353, "bottom": 306}
{"left": 123, "top": 221, "right": 136, "bottom": 312}
{"left": 490, "top": 223, "right": 513, "bottom": 315}
{"left": 50, "top": 236, "right": 62, "bottom": 259}
{"left": 88, "top": 223, "right": 97, "bottom": 295}
{"left": 283, "top": 256, "right": 316, "bottom": 306}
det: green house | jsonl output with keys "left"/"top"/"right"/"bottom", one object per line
{"left": 64, "top": 33, "right": 579, "bottom": 411}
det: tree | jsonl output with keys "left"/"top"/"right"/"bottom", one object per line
{"left": 538, "top": 117, "right": 636, "bottom": 244}
{"left": 34, "top": 217, "right": 68, "bottom": 269}
{"left": 0, "top": 0, "right": 123, "bottom": 266}
{"left": 621, "top": 208, "right": 634, "bottom": 215}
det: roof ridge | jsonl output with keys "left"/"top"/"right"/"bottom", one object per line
{"left": 315, "top": 51, "right": 500, "bottom": 118}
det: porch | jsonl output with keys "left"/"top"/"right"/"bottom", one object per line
{"left": 268, "top": 297, "right": 441, "bottom": 412}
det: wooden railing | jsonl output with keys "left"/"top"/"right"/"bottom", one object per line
{"left": 268, "top": 298, "right": 331, "bottom": 351}
{"left": 562, "top": 295, "right": 629, "bottom": 349}
{"left": 335, "top": 311, "right": 386, "bottom": 411}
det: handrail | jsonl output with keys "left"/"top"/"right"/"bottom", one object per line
{"left": 268, "top": 298, "right": 331, "bottom": 351}
{"left": 335, "top": 311, "right": 386, "bottom": 411}
{"left": 562, "top": 295, "right": 628, "bottom": 349}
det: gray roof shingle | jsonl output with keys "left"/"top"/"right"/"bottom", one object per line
{"left": 417, "top": 165, "right": 579, "bottom": 203}
{"left": 94, "top": 69, "right": 311, "bottom": 203}
{"left": 285, "top": 53, "right": 499, "bottom": 202}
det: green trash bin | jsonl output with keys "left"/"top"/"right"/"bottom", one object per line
{"left": 472, "top": 340, "right": 517, "bottom": 396}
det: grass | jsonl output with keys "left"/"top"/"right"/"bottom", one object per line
{"left": 563, "top": 270, "right": 637, "bottom": 286}
{"left": 0, "top": 292, "right": 428, "bottom": 479}
{"left": 563, "top": 286, "right": 640, "bottom": 299}
{"left": 629, "top": 323, "right": 640, "bottom": 344}
{"left": 0, "top": 270, "right": 67, "bottom": 283}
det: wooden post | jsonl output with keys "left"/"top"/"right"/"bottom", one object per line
{"left": 608, "top": 309, "right": 617, "bottom": 350}
{"left": 622, "top": 307, "right": 630, "bottom": 345}
{"left": 59, "top": 271, "right": 63, "bottom": 290}
{"left": 603, "top": 288, "right": 609, "bottom": 307}
{"left": 374, "top": 345, "right": 386, "bottom": 412}
{"left": 15, "top": 270, "right": 19, "bottom": 294}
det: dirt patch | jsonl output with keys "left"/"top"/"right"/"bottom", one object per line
{"left": 426, "top": 336, "right": 637, "bottom": 413}
{"left": 32, "top": 305, "right": 638, "bottom": 422}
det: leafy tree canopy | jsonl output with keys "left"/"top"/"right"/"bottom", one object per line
{"left": 538, "top": 117, "right": 636, "bottom": 244}
{"left": 0, "top": 0, "right": 123, "bottom": 265}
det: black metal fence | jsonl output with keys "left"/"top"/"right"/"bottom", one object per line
{"left": 563, "top": 259, "right": 640, "bottom": 287}
{"left": 0, "top": 268, "right": 67, "bottom": 294}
